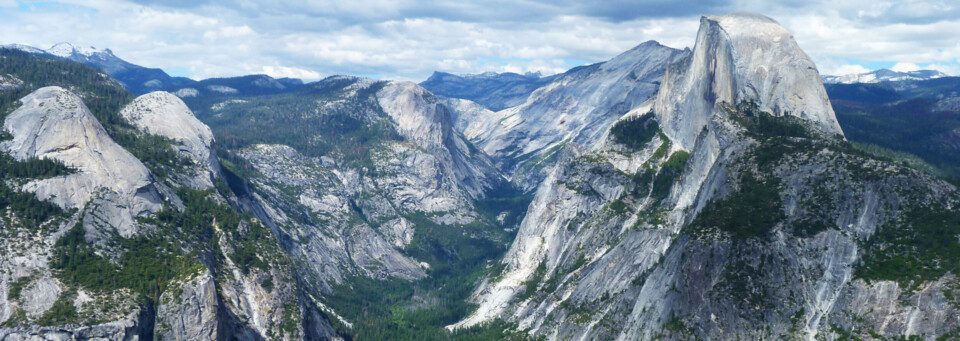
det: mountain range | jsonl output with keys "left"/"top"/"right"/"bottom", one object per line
{"left": 823, "top": 68, "right": 947, "bottom": 84}
{"left": 2, "top": 42, "right": 304, "bottom": 96}
{"left": 2, "top": 12, "right": 960, "bottom": 341}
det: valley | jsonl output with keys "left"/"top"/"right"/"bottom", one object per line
{"left": 2, "top": 11, "right": 960, "bottom": 341}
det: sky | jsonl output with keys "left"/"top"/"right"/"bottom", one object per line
{"left": 1, "top": 0, "right": 959, "bottom": 82}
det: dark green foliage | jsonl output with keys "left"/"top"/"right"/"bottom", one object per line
{"left": 752, "top": 137, "right": 817, "bottom": 169}
{"left": 110, "top": 132, "right": 191, "bottom": 181}
{"left": 631, "top": 168, "right": 655, "bottom": 196}
{"left": 608, "top": 199, "right": 629, "bottom": 215}
{"left": 36, "top": 290, "right": 78, "bottom": 326}
{"left": 148, "top": 187, "right": 269, "bottom": 274}
{"left": 855, "top": 206, "right": 960, "bottom": 289}
{"left": 650, "top": 130, "right": 671, "bottom": 161}
{"left": 692, "top": 172, "right": 784, "bottom": 239}
{"left": 731, "top": 100, "right": 812, "bottom": 139}
{"left": 261, "top": 277, "right": 274, "bottom": 293}
{"left": 650, "top": 151, "right": 690, "bottom": 201}
{"left": 474, "top": 181, "right": 534, "bottom": 228}
{"left": 791, "top": 186, "right": 837, "bottom": 237}
{"left": 50, "top": 222, "right": 202, "bottom": 301}
{"left": 325, "top": 209, "right": 517, "bottom": 340}
{"left": 516, "top": 261, "right": 547, "bottom": 302}
{"left": 229, "top": 223, "right": 270, "bottom": 275}
{"left": 0, "top": 153, "right": 75, "bottom": 179}
{"left": 849, "top": 141, "right": 943, "bottom": 176}
{"left": 0, "top": 181, "right": 68, "bottom": 228}
{"left": 449, "top": 320, "right": 532, "bottom": 340}
{"left": 326, "top": 273, "right": 528, "bottom": 340}
{"left": 7, "top": 276, "right": 31, "bottom": 300}
{"left": 831, "top": 91, "right": 960, "bottom": 176}
{"left": 610, "top": 111, "right": 659, "bottom": 150}
{"left": 194, "top": 78, "right": 401, "bottom": 166}
{"left": 403, "top": 212, "right": 509, "bottom": 287}
{"left": 663, "top": 315, "right": 686, "bottom": 332}
{"left": 0, "top": 49, "right": 131, "bottom": 125}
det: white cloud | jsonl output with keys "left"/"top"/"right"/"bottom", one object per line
{"left": 890, "top": 62, "right": 921, "bottom": 72}
{"left": 0, "top": 0, "right": 957, "bottom": 81}
{"left": 261, "top": 66, "right": 323, "bottom": 80}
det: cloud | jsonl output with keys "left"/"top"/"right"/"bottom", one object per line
{"left": 890, "top": 62, "right": 921, "bottom": 72}
{"left": 0, "top": 0, "right": 958, "bottom": 80}
{"left": 261, "top": 66, "right": 323, "bottom": 80}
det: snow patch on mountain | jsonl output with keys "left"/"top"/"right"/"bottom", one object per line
{"left": 823, "top": 69, "right": 947, "bottom": 84}
{"left": 47, "top": 42, "right": 110, "bottom": 58}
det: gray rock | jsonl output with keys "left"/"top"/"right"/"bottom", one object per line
{"left": 1, "top": 86, "right": 163, "bottom": 238}
{"left": 120, "top": 91, "right": 222, "bottom": 189}
{"left": 156, "top": 269, "right": 219, "bottom": 341}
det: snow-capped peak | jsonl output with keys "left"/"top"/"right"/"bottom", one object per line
{"left": 1, "top": 43, "right": 46, "bottom": 54}
{"left": 822, "top": 69, "right": 947, "bottom": 84}
{"left": 47, "top": 42, "right": 109, "bottom": 58}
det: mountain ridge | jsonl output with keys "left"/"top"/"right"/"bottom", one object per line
{"left": 823, "top": 68, "right": 947, "bottom": 84}
{"left": 3, "top": 11, "right": 960, "bottom": 341}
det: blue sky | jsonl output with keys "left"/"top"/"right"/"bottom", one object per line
{"left": 2, "top": 0, "right": 959, "bottom": 81}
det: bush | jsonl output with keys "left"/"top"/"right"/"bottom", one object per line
{"left": 610, "top": 111, "right": 659, "bottom": 150}
{"left": 650, "top": 151, "right": 690, "bottom": 201}
{"left": 692, "top": 172, "right": 784, "bottom": 239}
{"left": 855, "top": 206, "right": 960, "bottom": 289}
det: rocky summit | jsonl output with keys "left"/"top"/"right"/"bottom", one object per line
{"left": 2, "top": 10, "right": 960, "bottom": 341}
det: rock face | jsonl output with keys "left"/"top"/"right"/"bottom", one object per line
{"left": 466, "top": 41, "right": 689, "bottom": 190}
{"left": 440, "top": 97, "right": 499, "bottom": 141}
{"left": 155, "top": 270, "right": 219, "bottom": 340}
{"left": 1, "top": 86, "right": 164, "bottom": 237}
{"left": 656, "top": 13, "right": 843, "bottom": 150}
{"left": 120, "top": 91, "right": 221, "bottom": 189}
{"left": 378, "top": 81, "right": 502, "bottom": 199}
{"left": 455, "top": 13, "right": 960, "bottom": 341}
{"left": 236, "top": 78, "right": 509, "bottom": 294}
{"left": 0, "top": 74, "right": 22, "bottom": 92}
{"left": 1, "top": 86, "right": 338, "bottom": 341}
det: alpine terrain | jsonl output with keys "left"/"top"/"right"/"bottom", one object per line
{"left": 1, "top": 11, "right": 960, "bottom": 341}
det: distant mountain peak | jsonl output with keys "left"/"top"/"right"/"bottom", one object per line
{"left": 823, "top": 68, "right": 947, "bottom": 84}
{"left": 47, "top": 42, "right": 111, "bottom": 58}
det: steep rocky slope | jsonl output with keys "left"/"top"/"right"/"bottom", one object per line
{"left": 2, "top": 86, "right": 166, "bottom": 238}
{"left": 462, "top": 41, "right": 689, "bottom": 190}
{"left": 455, "top": 13, "right": 960, "bottom": 340}
{"left": 205, "top": 77, "right": 512, "bottom": 292}
{"left": 0, "top": 81, "right": 337, "bottom": 339}
{"left": 120, "top": 91, "right": 222, "bottom": 190}
{"left": 186, "top": 75, "right": 527, "bottom": 338}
